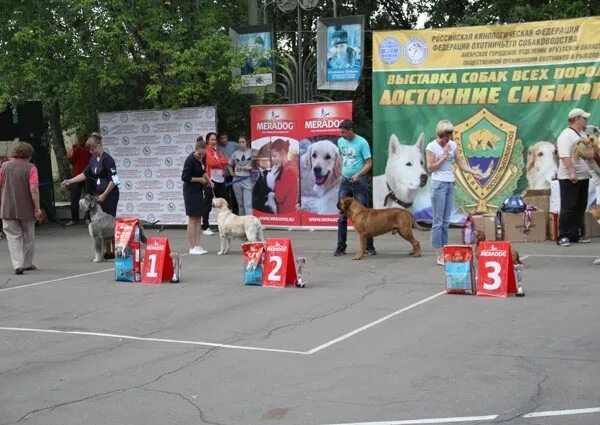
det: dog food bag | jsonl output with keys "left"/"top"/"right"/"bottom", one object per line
{"left": 242, "top": 242, "right": 265, "bottom": 286}
{"left": 443, "top": 245, "right": 475, "bottom": 295}
{"left": 114, "top": 218, "right": 140, "bottom": 282}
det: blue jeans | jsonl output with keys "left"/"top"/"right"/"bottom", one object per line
{"left": 430, "top": 180, "right": 454, "bottom": 249}
{"left": 337, "top": 176, "right": 374, "bottom": 250}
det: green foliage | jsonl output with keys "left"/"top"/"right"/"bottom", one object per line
{"left": 0, "top": 0, "right": 593, "bottom": 144}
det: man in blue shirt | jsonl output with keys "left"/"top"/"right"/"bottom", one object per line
{"left": 335, "top": 119, "right": 376, "bottom": 256}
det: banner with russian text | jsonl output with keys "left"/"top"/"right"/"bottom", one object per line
{"left": 251, "top": 101, "right": 353, "bottom": 228}
{"left": 373, "top": 17, "right": 600, "bottom": 223}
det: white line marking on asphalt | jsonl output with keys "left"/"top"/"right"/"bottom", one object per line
{"left": 522, "top": 406, "right": 600, "bottom": 418}
{"left": 0, "top": 268, "right": 114, "bottom": 293}
{"left": 524, "top": 254, "right": 598, "bottom": 258}
{"left": 304, "top": 250, "right": 437, "bottom": 255}
{"left": 520, "top": 255, "right": 530, "bottom": 260}
{"left": 323, "top": 414, "right": 499, "bottom": 424}
{"left": 0, "top": 327, "right": 308, "bottom": 355}
{"left": 307, "top": 291, "right": 445, "bottom": 354}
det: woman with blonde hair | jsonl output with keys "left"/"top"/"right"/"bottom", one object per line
{"left": 426, "top": 120, "right": 483, "bottom": 266}
{"left": 62, "top": 132, "right": 120, "bottom": 259}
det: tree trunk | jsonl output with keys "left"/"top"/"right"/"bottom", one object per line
{"left": 49, "top": 100, "right": 71, "bottom": 180}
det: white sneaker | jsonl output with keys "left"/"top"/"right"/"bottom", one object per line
{"left": 203, "top": 229, "right": 215, "bottom": 236}
{"left": 436, "top": 257, "right": 445, "bottom": 266}
{"left": 189, "top": 246, "right": 208, "bottom": 255}
{"left": 593, "top": 258, "right": 600, "bottom": 265}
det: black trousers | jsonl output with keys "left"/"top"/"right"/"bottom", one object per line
{"left": 558, "top": 178, "right": 588, "bottom": 242}
{"left": 202, "top": 181, "right": 226, "bottom": 230}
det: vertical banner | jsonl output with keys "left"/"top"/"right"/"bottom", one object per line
{"left": 230, "top": 24, "right": 275, "bottom": 94}
{"left": 251, "top": 101, "right": 353, "bottom": 228}
{"left": 317, "top": 16, "right": 365, "bottom": 91}
{"left": 99, "top": 107, "right": 217, "bottom": 224}
{"left": 372, "top": 17, "right": 600, "bottom": 223}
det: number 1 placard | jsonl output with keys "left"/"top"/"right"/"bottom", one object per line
{"left": 141, "top": 237, "right": 174, "bottom": 284}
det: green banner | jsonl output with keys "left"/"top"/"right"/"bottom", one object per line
{"left": 372, "top": 17, "right": 600, "bottom": 221}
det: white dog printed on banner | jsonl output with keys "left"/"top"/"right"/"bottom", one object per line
{"left": 526, "top": 141, "right": 558, "bottom": 190}
{"left": 300, "top": 139, "right": 342, "bottom": 214}
{"left": 373, "top": 133, "right": 428, "bottom": 210}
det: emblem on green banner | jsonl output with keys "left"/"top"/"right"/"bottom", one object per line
{"left": 453, "top": 108, "right": 524, "bottom": 213}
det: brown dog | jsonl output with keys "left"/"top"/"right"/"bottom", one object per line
{"left": 338, "top": 197, "right": 421, "bottom": 260}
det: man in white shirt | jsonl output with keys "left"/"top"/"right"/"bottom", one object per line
{"left": 556, "top": 108, "right": 593, "bottom": 246}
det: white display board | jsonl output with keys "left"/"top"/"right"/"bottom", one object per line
{"left": 99, "top": 107, "right": 217, "bottom": 225}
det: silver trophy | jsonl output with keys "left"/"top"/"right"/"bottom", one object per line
{"left": 295, "top": 256, "right": 307, "bottom": 288}
{"left": 170, "top": 252, "right": 182, "bottom": 283}
{"left": 514, "top": 263, "right": 525, "bottom": 297}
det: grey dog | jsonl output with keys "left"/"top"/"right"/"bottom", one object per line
{"left": 79, "top": 195, "right": 148, "bottom": 262}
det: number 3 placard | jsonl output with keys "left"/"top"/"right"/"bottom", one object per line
{"left": 263, "top": 238, "right": 297, "bottom": 288}
{"left": 476, "top": 241, "right": 517, "bottom": 297}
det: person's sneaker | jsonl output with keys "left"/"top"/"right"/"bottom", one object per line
{"left": 366, "top": 247, "right": 377, "bottom": 256}
{"left": 577, "top": 238, "right": 591, "bottom": 243}
{"left": 203, "top": 228, "right": 215, "bottom": 236}
{"left": 104, "top": 252, "right": 115, "bottom": 260}
{"left": 333, "top": 247, "right": 346, "bottom": 256}
{"left": 557, "top": 237, "right": 571, "bottom": 247}
{"left": 593, "top": 258, "right": 600, "bottom": 265}
{"left": 189, "top": 246, "right": 208, "bottom": 255}
{"left": 436, "top": 257, "right": 445, "bottom": 266}
{"left": 64, "top": 220, "right": 76, "bottom": 226}
{"left": 14, "top": 268, "right": 24, "bottom": 275}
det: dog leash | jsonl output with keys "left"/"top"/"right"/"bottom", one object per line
{"left": 225, "top": 176, "right": 252, "bottom": 188}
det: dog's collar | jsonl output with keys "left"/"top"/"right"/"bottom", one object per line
{"left": 385, "top": 183, "right": 413, "bottom": 209}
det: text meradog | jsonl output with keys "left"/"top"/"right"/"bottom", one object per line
{"left": 305, "top": 119, "right": 344, "bottom": 129}
{"left": 256, "top": 121, "right": 295, "bottom": 131}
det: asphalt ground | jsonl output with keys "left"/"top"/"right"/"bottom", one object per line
{"left": 0, "top": 223, "right": 599, "bottom": 425}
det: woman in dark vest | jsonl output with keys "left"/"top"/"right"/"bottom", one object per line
{"left": 0, "top": 142, "right": 44, "bottom": 274}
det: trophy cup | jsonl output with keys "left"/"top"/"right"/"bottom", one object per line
{"left": 170, "top": 252, "right": 181, "bottom": 283}
{"left": 295, "top": 256, "right": 307, "bottom": 288}
{"left": 514, "top": 263, "right": 525, "bottom": 297}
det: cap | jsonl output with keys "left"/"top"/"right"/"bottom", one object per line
{"left": 331, "top": 26, "right": 348, "bottom": 46}
{"left": 568, "top": 108, "right": 591, "bottom": 119}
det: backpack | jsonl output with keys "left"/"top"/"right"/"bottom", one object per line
{"left": 501, "top": 195, "right": 526, "bottom": 213}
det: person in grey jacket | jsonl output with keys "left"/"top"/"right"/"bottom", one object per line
{"left": 228, "top": 135, "right": 254, "bottom": 215}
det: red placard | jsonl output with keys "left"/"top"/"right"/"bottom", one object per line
{"left": 476, "top": 241, "right": 517, "bottom": 298}
{"left": 262, "top": 238, "right": 297, "bottom": 287}
{"left": 141, "top": 237, "right": 173, "bottom": 284}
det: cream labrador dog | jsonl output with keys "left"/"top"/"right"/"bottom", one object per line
{"left": 212, "top": 197, "right": 265, "bottom": 255}
{"left": 301, "top": 139, "right": 342, "bottom": 214}
{"left": 526, "top": 141, "right": 558, "bottom": 190}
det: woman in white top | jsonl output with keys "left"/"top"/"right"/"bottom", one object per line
{"left": 426, "top": 120, "right": 483, "bottom": 265}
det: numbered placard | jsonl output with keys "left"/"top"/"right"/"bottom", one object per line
{"left": 263, "top": 238, "right": 297, "bottom": 288}
{"left": 141, "top": 237, "right": 173, "bottom": 284}
{"left": 476, "top": 241, "right": 517, "bottom": 297}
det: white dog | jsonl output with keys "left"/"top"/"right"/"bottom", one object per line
{"left": 526, "top": 141, "right": 558, "bottom": 190}
{"left": 300, "top": 139, "right": 342, "bottom": 214}
{"left": 212, "top": 198, "right": 265, "bottom": 255}
{"left": 586, "top": 125, "right": 600, "bottom": 202}
{"left": 373, "top": 133, "right": 428, "bottom": 209}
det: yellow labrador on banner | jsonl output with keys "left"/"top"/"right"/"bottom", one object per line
{"left": 212, "top": 198, "right": 265, "bottom": 255}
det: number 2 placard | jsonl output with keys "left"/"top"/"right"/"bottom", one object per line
{"left": 263, "top": 238, "right": 297, "bottom": 288}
